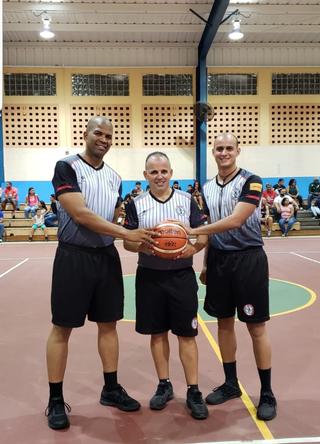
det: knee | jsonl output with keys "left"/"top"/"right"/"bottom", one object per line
{"left": 50, "top": 325, "right": 72, "bottom": 343}
{"left": 247, "top": 322, "right": 266, "bottom": 339}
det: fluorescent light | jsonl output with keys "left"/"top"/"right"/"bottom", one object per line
{"left": 39, "top": 16, "right": 55, "bottom": 39}
{"left": 228, "top": 19, "right": 244, "bottom": 41}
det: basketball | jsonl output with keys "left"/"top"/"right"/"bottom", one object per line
{"left": 152, "top": 222, "right": 188, "bottom": 259}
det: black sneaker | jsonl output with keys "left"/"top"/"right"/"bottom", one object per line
{"left": 149, "top": 381, "right": 174, "bottom": 410}
{"left": 206, "top": 382, "right": 242, "bottom": 405}
{"left": 257, "top": 391, "right": 277, "bottom": 421}
{"left": 186, "top": 389, "right": 208, "bottom": 420}
{"left": 45, "top": 397, "right": 71, "bottom": 430}
{"left": 100, "top": 384, "right": 141, "bottom": 412}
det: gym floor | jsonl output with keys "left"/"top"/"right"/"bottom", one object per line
{"left": 0, "top": 237, "right": 319, "bottom": 444}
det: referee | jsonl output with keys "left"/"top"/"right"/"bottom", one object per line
{"left": 45, "top": 116, "right": 155, "bottom": 430}
{"left": 188, "top": 133, "right": 277, "bottom": 421}
{"left": 123, "top": 152, "right": 209, "bottom": 420}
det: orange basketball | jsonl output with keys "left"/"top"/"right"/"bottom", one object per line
{"left": 152, "top": 222, "right": 188, "bottom": 259}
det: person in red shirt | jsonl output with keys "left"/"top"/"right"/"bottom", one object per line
{"left": 262, "top": 184, "right": 277, "bottom": 208}
{"left": 1, "top": 181, "right": 18, "bottom": 218}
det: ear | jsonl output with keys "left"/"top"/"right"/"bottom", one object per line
{"left": 236, "top": 146, "right": 241, "bottom": 156}
{"left": 143, "top": 170, "right": 147, "bottom": 180}
{"left": 83, "top": 131, "right": 88, "bottom": 141}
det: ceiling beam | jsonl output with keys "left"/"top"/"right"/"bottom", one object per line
{"left": 5, "top": 23, "right": 320, "bottom": 34}
{"left": 3, "top": 2, "right": 320, "bottom": 16}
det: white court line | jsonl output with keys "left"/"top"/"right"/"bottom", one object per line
{"left": 0, "top": 258, "right": 29, "bottom": 279}
{"left": 190, "top": 437, "right": 320, "bottom": 444}
{"left": 290, "top": 252, "right": 320, "bottom": 265}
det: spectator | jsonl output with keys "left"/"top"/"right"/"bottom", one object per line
{"left": 135, "top": 181, "right": 144, "bottom": 195}
{"left": 310, "top": 197, "right": 320, "bottom": 220}
{"left": 172, "top": 180, "right": 181, "bottom": 190}
{"left": 29, "top": 208, "right": 49, "bottom": 241}
{"left": 262, "top": 184, "right": 277, "bottom": 209}
{"left": 1, "top": 181, "right": 18, "bottom": 218}
{"left": 273, "top": 178, "right": 286, "bottom": 195}
{"left": 186, "top": 184, "right": 193, "bottom": 194}
{"left": 192, "top": 190, "right": 204, "bottom": 211}
{"left": 44, "top": 195, "right": 59, "bottom": 227}
{"left": 0, "top": 209, "right": 4, "bottom": 242}
{"left": 287, "top": 179, "right": 303, "bottom": 209}
{"left": 261, "top": 197, "right": 273, "bottom": 237}
{"left": 278, "top": 197, "right": 296, "bottom": 237}
{"left": 24, "top": 187, "right": 40, "bottom": 218}
{"left": 273, "top": 188, "right": 298, "bottom": 220}
{"left": 307, "top": 177, "right": 320, "bottom": 209}
{"left": 192, "top": 180, "right": 202, "bottom": 194}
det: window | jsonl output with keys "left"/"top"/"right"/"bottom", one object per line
{"left": 72, "top": 74, "right": 129, "bottom": 96}
{"left": 4, "top": 73, "right": 56, "bottom": 96}
{"left": 143, "top": 74, "right": 192, "bottom": 96}
{"left": 272, "top": 73, "right": 320, "bottom": 95}
{"left": 208, "top": 73, "right": 257, "bottom": 95}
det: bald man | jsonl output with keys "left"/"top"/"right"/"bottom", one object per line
{"left": 188, "top": 133, "right": 277, "bottom": 421}
{"left": 45, "top": 116, "right": 155, "bottom": 429}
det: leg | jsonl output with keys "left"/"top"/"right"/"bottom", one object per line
{"left": 98, "top": 321, "right": 141, "bottom": 412}
{"left": 246, "top": 322, "right": 276, "bottom": 420}
{"left": 178, "top": 336, "right": 198, "bottom": 385}
{"left": 150, "top": 332, "right": 170, "bottom": 379}
{"left": 24, "top": 207, "right": 30, "bottom": 218}
{"left": 29, "top": 227, "right": 35, "bottom": 240}
{"left": 97, "top": 321, "right": 119, "bottom": 373}
{"left": 46, "top": 325, "right": 72, "bottom": 429}
{"left": 278, "top": 218, "right": 286, "bottom": 234}
{"left": 44, "top": 226, "right": 49, "bottom": 240}
{"left": 286, "top": 217, "right": 296, "bottom": 233}
{"left": 217, "top": 317, "right": 237, "bottom": 362}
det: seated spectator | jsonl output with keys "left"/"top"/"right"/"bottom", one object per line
{"left": 307, "top": 177, "right": 320, "bottom": 209}
{"left": 172, "top": 180, "right": 181, "bottom": 190}
{"left": 44, "top": 195, "right": 59, "bottom": 227}
{"left": 278, "top": 197, "right": 296, "bottom": 237}
{"left": 29, "top": 208, "right": 48, "bottom": 241}
{"left": 287, "top": 179, "right": 303, "bottom": 209}
{"left": 273, "top": 178, "right": 286, "bottom": 195}
{"left": 310, "top": 197, "right": 320, "bottom": 220}
{"left": 135, "top": 181, "right": 144, "bottom": 195}
{"left": 186, "top": 184, "right": 193, "bottom": 194}
{"left": 262, "top": 184, "right": 277, "bottom": 207}
{"left": 193, "top": 180, "right": 202, "bottom": 194}
{"left": 192, "top": 190, "right": 204, "bottom": 211}
{"left": 117, "top": 193, "right": 132, "bottom": 226}
{"left": 273, "top": 188, "right": 298, "bottom": 220}
{"left": 0, "top": 209, "right": 4, "bottom": 242}
{"left": 24, "top": 187, "right": 40, "bottom": 218}
{"left": 1, "top": 181, "right": 18, "bottom": 218}
{"left": 261, "top": 197, "right": 273, "bottom": 237}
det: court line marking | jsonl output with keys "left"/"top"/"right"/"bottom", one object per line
{"left": 190, "top": 438, "right": 320, "bottom": 444}
{"left": 290, "top": 251, "right": 320, "bottom": 265}
{"left": 0, "top": 258, "right": 29, "bottom": 279}
{"left": 198, "top": 315, "right": 274, "bottom": 440}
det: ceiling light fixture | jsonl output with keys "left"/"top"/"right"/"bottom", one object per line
{"left": 39, "top": 16, "right": 55, "bottom": 39}
{"left": 228, "top": 19, "right": 244, "bottom": 41}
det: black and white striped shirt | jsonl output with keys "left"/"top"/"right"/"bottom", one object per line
{"left": 125, "top": 189, "right": 204, "bottom": 270}
{"left": 203, "top": 169, "right": 263, "bottom": 251}
{"left": 53, "top": 154, "right": 121, "bottom": 247}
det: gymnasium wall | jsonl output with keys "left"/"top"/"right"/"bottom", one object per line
{"left": 2, "top": 66, "right": 320, "bottom": 200}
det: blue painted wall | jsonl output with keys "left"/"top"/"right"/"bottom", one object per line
{"left": 1, "top": 176, "right": 315, "bottom": 203}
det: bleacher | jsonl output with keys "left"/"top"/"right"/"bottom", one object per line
{"left": 2, "top": 203, "right": 58, "bottom": 242}
{"left": 261, "top": 209, "right": 320, "bottom": 237}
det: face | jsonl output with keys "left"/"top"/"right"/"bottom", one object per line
{"left": 144, "top": 156, "right": 173, "bottom": 194}
{"left": 84, "top": 121, "right": 113, "bottom": 160}
{"left": 266, "top": 185, "right": 272, "bottom": 191}
{"left": 212, "top": 134, "right": 240, "bottom": 170}
{"left": 30, "top": 188, "right": 35, "bottom": 194}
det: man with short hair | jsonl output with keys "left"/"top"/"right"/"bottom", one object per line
{"left": 188, "top": 132, "right": 277, "bottom": 421}
{"left": 307, "top": 177, "right": 320, "bottom": 209}
{"left": 123, "top": 152, "right": 209, "bottom": 420}
{"left": 46, "top": 116, "right": 155, "bottom": 430}
{"left": 273, "top": 178, "right": 286, "bottom": 195}
{"left": 1, "top": 181, "right": 18, "bottom": 218}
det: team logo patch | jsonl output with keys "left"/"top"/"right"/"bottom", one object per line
{"left": 243, "top": 304, "right": 254, "bottom": 316}
{"left": 231, "top": 189, "right": 241, "bottom": 200}
{"left": 175, "top": 206, "right": 186, "bottom": 216}
{"left": 249, "top": 183, "right": 262, "bottom": 192}
{"left": 191, "top": 317, "right": 198, "bottom": 329}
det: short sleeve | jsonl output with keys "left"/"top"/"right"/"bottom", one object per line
{"left": 52, "top": 161, "right": 81, "bottom": 198}
{"left": 123, "top": 200, "right": 139, "bottom": 230}
{"left": 238, "top": 175, "right": 263, "bottom": 207}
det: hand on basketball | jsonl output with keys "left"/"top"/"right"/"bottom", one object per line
{"left": 175, "top": 241, "right": 197, "bottom": 259}
{"left": 138, "top": 242, "right": 155, "bottom": 256}
{"left": 126, "top": 228, "right": 158, "bottom": 245}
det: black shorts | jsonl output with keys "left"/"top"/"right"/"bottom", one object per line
{"left": 51, "top": 242, "right": 124, "bottom": 327}
{"left": 135, "top": 266, "right": 199, "bottom": 337}
{"left": 204, "top": 246, "right": 269, "bottom": 323}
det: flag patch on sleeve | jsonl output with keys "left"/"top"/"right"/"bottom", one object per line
{"left": 249, "top": 183, "right": 262, "bottom": 192}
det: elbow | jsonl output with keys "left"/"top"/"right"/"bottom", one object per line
{"left": 232, "top": 217, "right": 245, "bottom": 229}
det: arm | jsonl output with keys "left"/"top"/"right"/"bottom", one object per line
{"left": 189, "top": 201, "right": 256, "bottom": 236}
{"left": 59, "top": 192, "right": 155, "bottom": 243}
